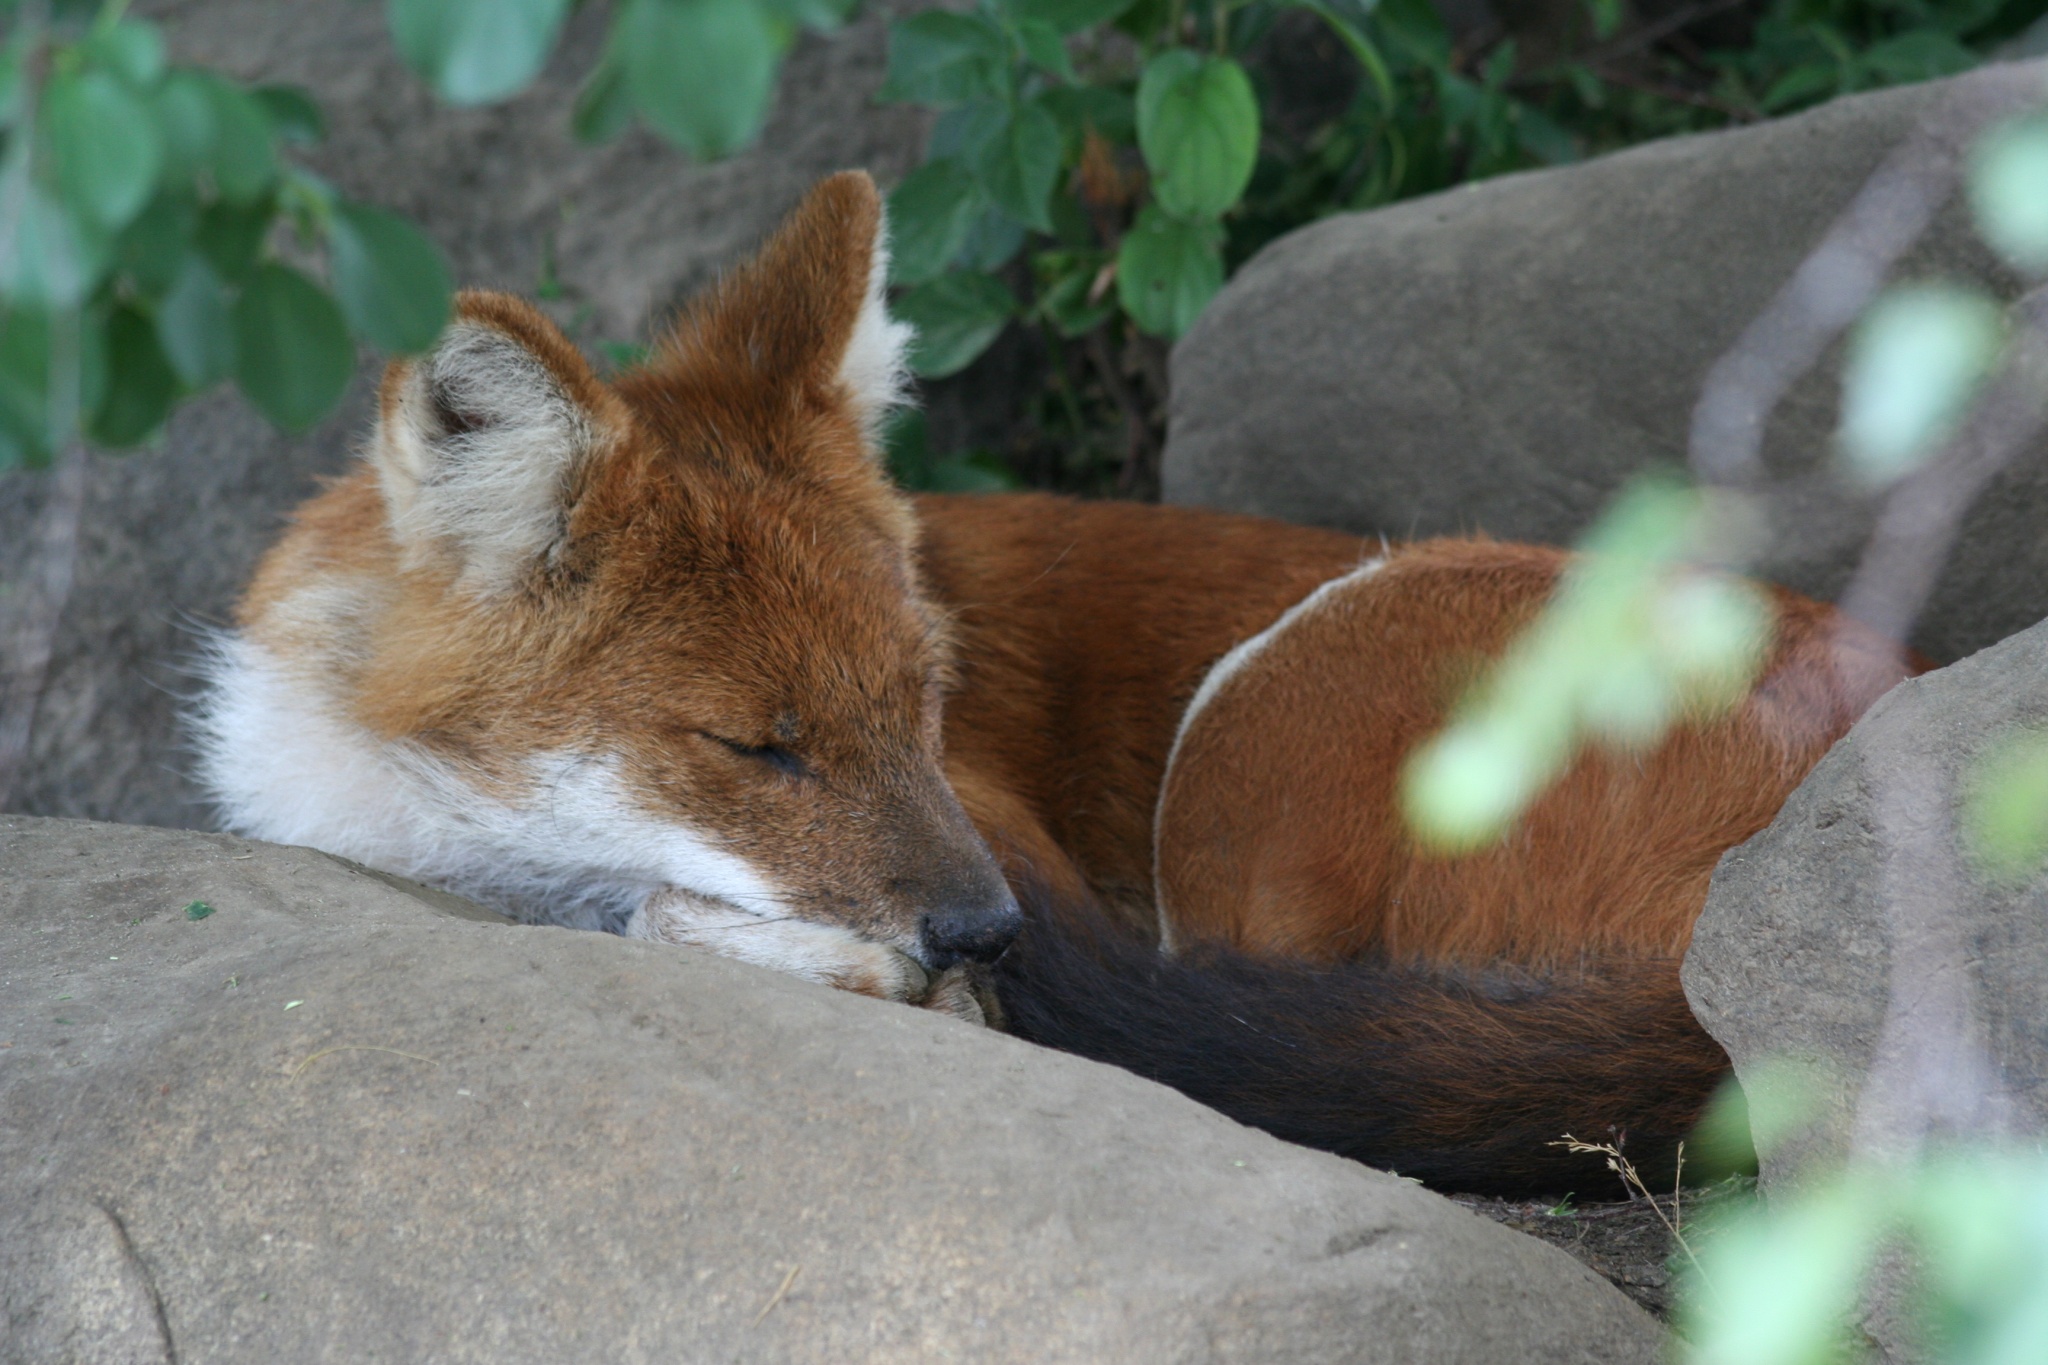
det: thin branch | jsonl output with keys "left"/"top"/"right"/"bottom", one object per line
{"left": 1834, "top": 285, "right": 2048, "bottom": 653}
{"left": 1581, "top": 63, "right": 1755, "bottom": 119}
{"left": 1085, "top": 325, "right": 1157, "bottom": 494}
{"left": 1688, "top": 80, "right": 2021, "bottom": 490}
{"left": 1576, "top": 0, "right": 1752, "bottom": 71}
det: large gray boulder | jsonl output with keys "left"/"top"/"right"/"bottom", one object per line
{"left": 1, "top": 817, "right": 1664, "bottom": 1363}
{"left": 1164, "top": 62, "right": 2044, "bottom": 666}
{"left": 0, "top": 0, "right": 927, "bottom": 829}
{"left": 1685, "top": 618, "right": 2048, "bottom": 1185}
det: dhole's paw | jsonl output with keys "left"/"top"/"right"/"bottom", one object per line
{"left": 918, "top": 964, "right": 998, "bottom": 1028}
{"left": 630, "top": 888, "right": 931, "bottom": 1003}
{"left": 820, "top": 941, "right": 930, "bottom": 1002}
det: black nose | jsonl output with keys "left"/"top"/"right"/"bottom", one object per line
{"left": 918, "top": 887, "right": 1023, "bottom": 969}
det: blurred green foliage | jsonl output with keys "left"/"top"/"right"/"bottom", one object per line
{"left": 0, "top": 2, "right": 453, "bottom": 464}
{"left": 1400, "top": 475, "right": 1771, "bottom": 851}
{"left": 1683, "top": 1148, "right": 2048, "bottom": 1365}
{"left": 5, "top": 0, "right": 2039, "bottom": 480}
{"left": 878, "top": 0, "right": 2048, "bottom": 490}
{"left": 0, "top": 0, "right": 854, "bottom": 470}
{"left": 1407, "top": 34, "right": 2048, "bottom": 1365}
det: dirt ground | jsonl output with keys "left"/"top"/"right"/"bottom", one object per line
{"left": 1451, "top": 1176, "right": 1760, "bottom": 1319}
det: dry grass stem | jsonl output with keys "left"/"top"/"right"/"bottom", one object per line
{"left": 1552, "top": 1134, "right": 1712, "bottom": 1296}
{"left": 753, "top": 1263, "right": 801, "bottom": 1326}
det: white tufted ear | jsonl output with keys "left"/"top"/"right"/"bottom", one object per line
{"left": 372, "top": 294, "right": 611, "bottom": 596}
{"left": 833, "top": 210, "right": 915, "bottom": 443}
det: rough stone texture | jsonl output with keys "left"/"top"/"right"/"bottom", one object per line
{"left": 1451, "top": 1179, "right": 1758, "bottom": 1320}
{"left": 1, "top": 817, "right": 1666, "bottom": 1363}
{"left": 0, "top": 0, "right": 928, "bottom": 829}
{"left": 1164, "top": 62, "right": 2045, "bottom": 667}
{"left": 1686, "top": 616, "right": 2048, "bottom": 1189}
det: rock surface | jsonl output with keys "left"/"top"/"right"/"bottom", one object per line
{"left": 1686, "top": 616, "right": 2048, "bottom": 1186}
{"left": 1164, "top": 62, "right": 2044, "bottom": 666}
{"left": 1, "top": 0, "right": 927, "bottom": 829}
{"left": 1, "top": 817, "right": 1666, "bottom": 1364}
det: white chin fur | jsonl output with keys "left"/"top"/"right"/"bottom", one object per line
{"left": 191, "top": 631, "right": 783, "bottom": 935}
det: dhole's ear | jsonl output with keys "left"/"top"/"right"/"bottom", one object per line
{"left": 372, "top": 292, "right": 618, "bottom": 595}
{"left": 674, "top": 170, "right": 913, "bottom": 444}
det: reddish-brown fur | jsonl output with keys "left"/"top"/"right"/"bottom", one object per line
{"left": 228, "top": 173, "right": 1917, "bottom": 1192}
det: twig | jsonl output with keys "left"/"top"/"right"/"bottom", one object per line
{"left": 1688, "top": 79, "right": 2021, "bottom": 490}
{"left": 1832, "top": 284, "right": 2048, "bottom": 659}
{"left": 752, "top": 1263, "right": 801, "bottom": 1325}
{"left": 1575, "top": 0, "right": 1751, "bottom": 71}
{"left": 1085, "top": 326, "right": 1157, "bottom": 494}
{"left": 1582, "top": 63, "right": 1754, "bottom": 119}
{"left": 1674, "top": 1141, "right": 1684, "bottom": 1237}
{"left": 289, "top": 1045, "right": 441, "bottom": 1081}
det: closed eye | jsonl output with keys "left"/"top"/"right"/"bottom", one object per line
{"left": 703, "top": 733, "right": 809, "bottom": 779}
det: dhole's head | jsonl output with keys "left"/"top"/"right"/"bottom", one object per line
{"left": 352, "top": 172, "right": 1019, "bottom": 977}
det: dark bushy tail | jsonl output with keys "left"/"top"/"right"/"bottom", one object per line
{"left": 992, "top": 884, "right": 1730, "bottom": 1196}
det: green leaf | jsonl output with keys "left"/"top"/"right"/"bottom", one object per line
{"left": 879, "top": 11, "right": 1011, "bottom": 105}
{"left": 90, "top": 303, "right": 180, "bottom": 448}
{"left": 194, "top": 197, "right": 274, "bottom": 284}
{"left": 1115, "top": 205, "right": 1221, "bottom": 338}
{"left": 326, "top": 202, "right": 453, "bottom": 353}
{"left": 964, "top": 97, "right": 1062, "bottom": 233}
{"left": 1858, "top": 30, "right": 1975, "bottom": 84}
{"left": 571, "top": 54, "right": 634, "bottom": 144}
{"left": 232, "top": 263, "right": 355, "bottom": 431}
{"left": 184, "top": 900, "right": 216, "bottom": 921}
{"left": 1, "top": 172, "right": 107, "bottom": 308}
{"left": 1136, "top": 51, "right": 1258, "bottom": 220}
{"left": 1039, "top": 84, "right": 1136, "bottom": 148}
{"left": 1972, "top": 115, "right": 2048, "bottom": 274}
{"left": 762, "top": 0, "right": 855, "bottom": 29}
{"left": 253, "top": 85, "right": 325, "bottom": 144}
{"left": 152, "top": 72, "right": 218, "bottom": 182}
{"left": 894, "top": 271, "right": 1017, "bottom": 378}
{"left": 200, "top": 76, "right": 280, "bottom": 204}
{"left": 1008, "top": 0, "right": 1137, "bottom": 35}
{"left": 957, "top": 203, "right": 1027, "bottom": 271}
{"left": 1014, "top": 20, "right": 1076, "bottom": 81}
{"left": 619, "top": 0, "right": 783, "bottom": 159}
{"left": 82, "top": 20, "right": 168, "bottom": 88}
{"left": 1838, "top": 284, "right": 2004, "bottom": 485}
{"left": 157, "top": 253, "right": 236, "bottom": 388}
{"left": 0, "top": 307, "right": 53, "bottom": 465}
{"left": 887, "top": 159, "right": 986, "bottom": 285}
{"left": 112, "top": 192, "right": 197, "bottom": 297}
{"left": 1761, "top": 62, "right": 1840, "bottom": 113}
{"left": 924, "top": 451, "right": 1019, "bottom": 492}
{"left": 1964, "top": 730, "right": 2048, "bottom": 878}
{"left": 1034, "top": 251, "right": 1116, "bottom": 337}
{"left": 0, "top": 38, "right": 25, "bottom": 128}
{"left": 1513, "top": 103, "right": 1578, "bottom": 166}
{"left": 43, "top": 70, "right": 163, "bottom": 232}
{"left": 388, "top": 0, "right": 572, "bottom": 106}
{"left": 883, "top": 408, "right": 1017, "bottom": 491}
